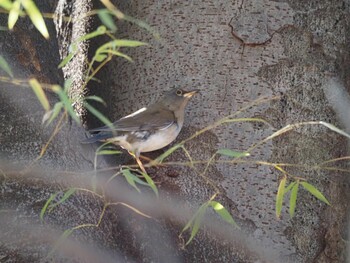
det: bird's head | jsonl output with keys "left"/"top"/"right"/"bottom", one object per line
{"left": 160, "top": 88, "right": 199, "bottom": 111}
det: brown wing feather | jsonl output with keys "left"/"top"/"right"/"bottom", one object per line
{"left": 89, "top": 107, "right": 175, "bottom": 132}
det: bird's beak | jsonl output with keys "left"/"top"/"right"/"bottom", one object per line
{"left": 184, "top": 89, "right": 200, "bottom": 98}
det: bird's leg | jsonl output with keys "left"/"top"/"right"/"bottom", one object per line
{"left": 136, "top": 156, "right": 148, "bottom": 175}
{"left": 129, "top": 151, "right": 148, "bottom": 175}
{"left": 139, "top": 154, "right": 153, "bottom": 162}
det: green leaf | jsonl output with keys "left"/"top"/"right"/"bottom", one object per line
{"left": 123, "top": 14, "right": 160, "bottom": 40}
{"left": 8, "top": 0, "right": 20, "bottom": 30}
{"left": 40, "top": 192, "right": 58, "bottom": 220}
{"left": 100, "top": 50, "right": 133, "bottom": 62}
{"left": 89, "top": 77, "right": 101, "bottom": 83}
{"left": 0, "top": 55, "right": 13, "bottom": 77}
{"left": 58, "top": 51, "right": 75, "bottom": 68}
{"left": 155, "top": 144, "right": 182, "bottom": 163}
{"left": 184, "top": 202, "right": 209, "bottom": 245}
{"left": 91, "top": 174, "right": 97, "bottom": 192}
{"left": 49, "top": 228, "right": 74, "bottom": 256}
{"left": 84, "top": 102, "right": 113, "bottom": 130}
{"left": 85, "top": 95, "right": 106, "bottom": 106}
{"left": 63, "top": 78, "right": 73, "bottom": 92}
{"left": 122, "top": 169, "right": 141, "bottom": 193}
{"left": 52, "top": 85, "right": 80, "bottom": 124}
{"left": 29, "top": 78, "right": 50, "bottom": 111}
{"left": 209, "top": 201, "right": 239, "bottom": 228}
{"left": 289, "top": 182, "right": 299, "bottom": 217}
{"left": 94, "top": 53, "right": 108, "bottom": 62}
{"left": 21, "top": 0, "right": 49, "bottom": 39}
{"left": 187, "top": 212, "right": 204, "bottom": 245}
{"left": 216, "top": 149, "right": 250, "bottom": 158}
{"left": 0, "top": 0, "right": 13, "bottom": 10}
{"left": 120, "top": 169, "right": 149, "bottom": 186}
{"left": 48, "top": 188, "right": 76, "bottom": 212}
{"left": 58, "top": 26, "right": 106, "bottom": 68}
{"left": 42, "top": 102, "right": 63, "bottom": 126}
{"left": 300, "top": 182, "right": 330, "bottom": 205}
{"left": 140, "top": 171, "right": 158, "bottom": 198}
{"left": 76, "top": 25, "right": 106, "bottom": 43}
{"left": 284, "top": 182, "right": 296, "bottom": 194}
{"left": 97, "top": 9, "right": 117, "bottom": 32}
{"left": 96, "top": 39, "right": 148, "bottom": 54}
{"left": 276, "top": 176, "right": 286, "bottom": 218}
{"left": 96, "top": 150, "right": 121, "bottom": 155}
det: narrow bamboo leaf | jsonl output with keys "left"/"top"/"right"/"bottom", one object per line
{"left": 96, "top": 150, "right": 121, "bottom": 155}
{"left": 122, "top": 169, "right": 141, "bottom": 193}
{"left": 187, "top": 214, "right": 203, "bottom": 245}
{"left": 0, "top": 55, "right": 13, "bottom": 77}
{"left": 95, "top": 141, "right": 114, "bottom": 150}
{"left": 209, "top": 201, "right": 239, "bottom": 228}
{"left": 94, "top": 53, "right": 107, "bottom": 62}
{"left": 300, "top": 182, "right": 330, "bottom": 205}
{"left": 84, "top": 102, "right": 113, "bottom": 130}
{"left": 63, "top": 78, "right": 73, "bottom": 92}
{"left": 289, "top": 182, "right": 299, "bottom": 217}
{"left": 91, "top": 174, "right": 97, "bottom": 192}
{"left": 284, "top": 182, "right": 296, "bottom": 194}
{"left": 276, "top": 176, "right": 287, "bottom": 218}
{"left": 101, "top": 50, "right": 133, "bottom": 62}
{"left": 76, "top": 26, "right": 106, "bottom": 43}
{"left": 95, "top": 141, "right": 115, "bottom": 154}
{"left": 49, "top": 228, "right": 74, "bottom": 256}
{"left": 21, "top": 0, "right": 49, "bottom": 39}
{"left": 61, "top": 228, "right": 74, "bottom": 240}
{"left": 89, "top": 77, "right": 101, "bottom": 83}
{"left": 58, "top": 27, "right": 106, "bottom": 69}
{"left": 48, "top": 188, "right": 76, "bottom": 212}
{"left": 217, "top": 149, "right": 250, "bottom": 158}
{"left": 0, "top": 0, "right": 13, "bottom": 10}
{"left": 117, "top": 169, "right": 149, "bottom": 186}
{"left": 29, "top": 78, "right": 50, "bottom": 111}
{"left": 52, "top": 85, "right": 80, "bottom": 124}
{"left": 96, "top": 39, "right": 148, "bottom": 55}
{"left": 42, "top": 102, "right": 63, "bottom": 126}
{"left": 128, "top": 173, "right": 150, "bottom": 186}
{"left": 8, "top": 0, "right": 20, "bottom": 29}
{"left": 40, "top": 192, "right": 58, "bottom": 220}
{"left": 181, "top": 201, "right": 208, "bottom": 233}
{"left": 185, "top": 202, "right": 209, "bottom": 245}
{"left": 85, "top": 95, "right": 106, "bottom": 106}
{"left": 123, "top": 14, "right": 160, "bottom": 39}
{"left": 58, "top": 51, "right": 75, "bottom": 68}
{"left": 98, "top": 145, "right": 116, "bottom": 151}
{"left": 97, "top": 9, "right": 117, "bottom": 32}
{"left": 155, "top": 144, "right": 182, "bottom": 163}
{"left": 182, "top": 215, "right": 195, "bottom": 233}
{"left": 140, "top": 171, "right": 158, "bottom": 198}
{"left": 319, "top": 121, "right": 350, "bottom": 140}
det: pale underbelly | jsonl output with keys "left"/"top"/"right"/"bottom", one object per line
{"left": 106, "top": 124, "right": 181, "bottom": 154}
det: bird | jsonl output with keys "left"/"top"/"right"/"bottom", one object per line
{"left": 83, "top": 87, "right": 199, "bottom": 173}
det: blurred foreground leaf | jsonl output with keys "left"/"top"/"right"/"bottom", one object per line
{"left": 0, "top": 55, "right": 13, "bottom": 77}
{"left": 29, "top": 78, "right": 50, "bottom": 111}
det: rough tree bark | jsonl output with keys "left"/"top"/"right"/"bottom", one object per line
{"left": 0, "top": 0, "right": 349, "bottom": 262}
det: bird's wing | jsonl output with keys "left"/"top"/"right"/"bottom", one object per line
{"left": 89, "top": 107, "right": 176, "bottom": 132}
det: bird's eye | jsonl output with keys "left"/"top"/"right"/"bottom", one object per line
{"left": 176, "top": 89, "right": 183, "bottom": 96}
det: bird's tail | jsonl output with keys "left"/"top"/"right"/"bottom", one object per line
{"left": 80, "top": 132, "right": 113, "bottom": 144}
